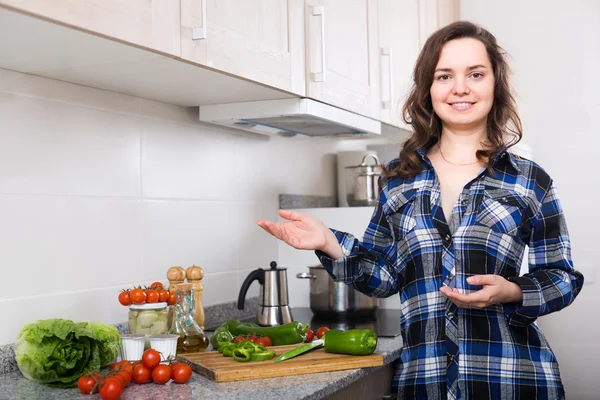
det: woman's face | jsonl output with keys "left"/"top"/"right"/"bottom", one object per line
{"left": 430, "top": 38, "right": 495, "bottom": 132}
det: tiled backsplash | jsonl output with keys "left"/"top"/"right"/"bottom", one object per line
{"left": 0, "top": 67, "right": 346, "bottom": 345}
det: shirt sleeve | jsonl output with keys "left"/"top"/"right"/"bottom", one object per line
{"left": 506, "top": 180, "right": 584, "bottom": 327}
{"left": 315, "top": 188, "right": 401, "bottom": 298}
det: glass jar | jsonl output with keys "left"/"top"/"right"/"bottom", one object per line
{"left": 169, "top": 284, "right": 209, "bottom": 354}
{"left": 128, "top": 302, "right": 169, "bottom": 335}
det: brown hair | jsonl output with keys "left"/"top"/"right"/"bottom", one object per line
{"left": 385, "top": 21, "right": 522, "bottom": 180}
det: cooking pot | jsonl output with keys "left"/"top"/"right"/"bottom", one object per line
{"left": 345, "top": 153, "right": 382, "bottom": 207}
{"left": 296, "top": 265, "right": 378, "bottom": 317}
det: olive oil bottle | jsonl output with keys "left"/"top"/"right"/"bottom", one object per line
{"left": 169, "top": 284, "right": 209, "bottom": 353}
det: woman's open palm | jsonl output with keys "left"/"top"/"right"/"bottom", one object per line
{"left": 257, "top": 209, "right": 337, "bottom": 254}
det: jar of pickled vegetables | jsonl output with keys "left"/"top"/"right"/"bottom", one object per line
{"left": 128, "top": 302, "right": 169, "bottom": 335}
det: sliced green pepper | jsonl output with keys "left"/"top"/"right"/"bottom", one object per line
{"left": 233, "top": 347, "right": 253, "bottom": 362}
{"left": 227, "top": 319, "right": 307, "bottom": 346}
{"left": 220, "top": 343, "right": 235, "bottom": 357}
{"left": 251, "top": 350, "right": 276, "bottom": 361}
{"left": 210, "top": 325, "right": 234, "bottom": 349}
{"left": 323, "top": 329, "right": 378, "bottom": 356}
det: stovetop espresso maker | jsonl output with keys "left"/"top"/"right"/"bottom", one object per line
{"left": 237, "top": 261, "right": 293, "bottom": 326}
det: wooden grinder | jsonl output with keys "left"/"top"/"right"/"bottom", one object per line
{"left": 186, "top": 265, "right": 205, "bottom": 330}
{"left": 167, "top": 266, "right": 186, "bottom": 292}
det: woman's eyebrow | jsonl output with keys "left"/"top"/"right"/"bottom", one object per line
{"left": 434, "top": 64, "right": 489, "bottom": 73}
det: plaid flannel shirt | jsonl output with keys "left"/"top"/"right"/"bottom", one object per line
{"left": 317, "top": 148, "right": 584, "bottom": 400}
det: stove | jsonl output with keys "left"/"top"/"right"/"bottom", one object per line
{"left": 207, "top": 307, "right": 402, "bottom": 338}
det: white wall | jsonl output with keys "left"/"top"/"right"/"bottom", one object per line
{"left": 460, "top": 1, "right": 600, "bottom": 398}
{"left": 0, "top": 67, "right": 344, "bottom": 345}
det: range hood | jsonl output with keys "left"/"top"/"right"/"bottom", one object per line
{"left": 199, "top": 98, "right": 381, "bottom": 137}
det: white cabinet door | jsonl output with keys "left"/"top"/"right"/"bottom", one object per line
{"left": 305, "top": 0, "right": 380, "bottom": 120}
{"left": 0, "top": 0, "right": 181, "bottom": 56}
{"left": 181, "top": 0, "right": 305, "bottom": 95}
{"left": 418, "top": 0, "right": 459, "bottom": 48}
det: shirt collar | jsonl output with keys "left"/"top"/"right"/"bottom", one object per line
{"left": 416, "top": 147, "right": 521, "bottom": 173}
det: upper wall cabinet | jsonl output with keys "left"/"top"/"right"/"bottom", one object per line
{"left": 0, "top": 0, "right": 181, "bottom": 56}
{"left": 378, "top": 0, "right": 458, "bottom": 130}
{"left": 305, "top": 0, "right": 381, "bottom": 120}
{"left": 180, "top": 0, "right": 306, "bottom": 95}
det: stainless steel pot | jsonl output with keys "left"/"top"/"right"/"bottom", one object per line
{"left": 345, "top": 153, "right": 382, "bottom": 207}
{"left": 296, "top": 265, "right": 378, "bottom": 317}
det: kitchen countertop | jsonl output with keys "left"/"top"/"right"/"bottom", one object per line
{"left": 0, "top": 335, "right": 403, "bottom": 400}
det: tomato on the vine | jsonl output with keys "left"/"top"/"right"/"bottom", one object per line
{"left": 304, "top": 329, "right": 315, "bottom": 343}
{"left": 158, "top": 289, "right": 170, "bottom": 303}
{"left": 256, "top": 337, "right": 272, "bottom": 347}
{"left": 99, "top": 377, "right": 122, "bottom": 400}
{"left": 151, "top": 364, "right": 172, "bottom": 385}
{"left": 232, "top": 336, "right": 245, "bottom": 344}
{"left": 129, "top": 288, "right": 146, "bottom": 304}
{"left": 142, "top": 348, "right": 161, "bottom": 369}
{"left": 171, "top": 363, "right": 192, "bottom": 384}
{"left": 167, "top": 291, "right": 177, "bottom": 306}
{"left": 150, "top": 281, "right": 164, "bottom": 289}
{"left": 316, "top": 327, "right": 330, "bottom": 339}
{"left": 118, "top": 291, "right": 131, "bottom": 306}
{"left": 132, "top": 364, "right": 151, "bottom": 384}
{"left": 145, "top": 289, "right": 159, "bottom": 303}
{"left": 77, "top": 374, "right": 98, "bottom": 394}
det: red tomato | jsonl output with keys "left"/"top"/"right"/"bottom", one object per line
{"left": 151, "top": 364, "right": 172, "bottom": 385}
{"left": 232, "top": 336, "right": 245, "bottom": 344}
{"left": 246, "top": 335, "right": 259, "bottom": 343}
{"left": 167, "top": 291, "right": 177, "bottom": 306}
{"left": 118, "top": 291, "right": 131, "bottom": 306}
{"left": 142, "top": 349, "right": 161, "bottom": 369}
{"left": 150, "top": 281, "right": 164, "bottom": 289}
{"left": 316, "top": 327, "right": 330, "bottom": 339}
{"left": 132, "top": 364, "right": 151, "bottom": 384}
{"left": 169, "top": 361, "right": 182, "bottom": 370}
{"left": 112, "top": 372, "right": 128, "bottom": 388}
{"left": 131, "top": 360, "right": 142, "bottom": 369}
{"left": 130, "top": 288, "right": 146, "bottom": 304}
{"left": 109, "top": 360, "right": 132, "bottom": 371}
{"left": 145, "top": 289, "right": 159, "bottom": 303}
{"left": 171, "top": 363, "right": 192, "bottom": 384}
{"left": 77, "top": 374, "right": 98, "bottom": 394}
{"left": 158, "top": 289, "right": 170, "bottom": 303}
{"left": 99, "top": 377, "right": 123, "bottom": 400}
{"left": 304, "top": 329, "right": 315, "bottom": 343}
{"left": 255, "top": 337, "right": 271, "bottom": 347}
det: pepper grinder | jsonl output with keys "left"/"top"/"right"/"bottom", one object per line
{"left": 167, "top": 266, "right": 186, "bottom": 292}
{"left": 186, "top": 265, "right": 205, "bottom": 330}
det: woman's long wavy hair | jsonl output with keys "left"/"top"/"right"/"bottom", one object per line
{"left": 385, "top": 21, "right": 522, "bottom": 180}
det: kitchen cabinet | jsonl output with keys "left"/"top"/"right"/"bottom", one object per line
{"left": 378, "top": 0, "right": 458, "bottom": 130}
{"left": 0, "top": 0, "right": 181, "bottom": 56}
{"left": 180, "top": 0, "right": 306, "bottom": 95}
{"left": 305, "top": 0, "right": 381, "bottom": 120}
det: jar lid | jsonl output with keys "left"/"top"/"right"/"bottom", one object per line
{"left": 129, "top": 302, "right": 168, "bottom": 310}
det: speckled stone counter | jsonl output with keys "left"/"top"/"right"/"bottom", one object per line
{"left": 0, "top": 335, "right": 403, "bottom": 400}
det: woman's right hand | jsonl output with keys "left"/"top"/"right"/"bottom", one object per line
{"left": 257, "top": 210, "right": 344, "bottom": 259}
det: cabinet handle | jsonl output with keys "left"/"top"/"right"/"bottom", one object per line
{"left": 381, "top": 47, "right": 393, "bottom": 109}
{"left": 192, "top": 0, "right": 207, "bottom": 40}
{"left": 310, "top": 5, "right": 326, "bottom": 82}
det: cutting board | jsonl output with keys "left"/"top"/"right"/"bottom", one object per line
{"left": 177, "top": 344, "right": 385, "bottom": 382}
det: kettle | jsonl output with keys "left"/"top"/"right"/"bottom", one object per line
{"left": 238, "top": 261, "right": 293, "bottom": 326}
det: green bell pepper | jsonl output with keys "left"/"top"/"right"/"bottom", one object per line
{"left": 226, "top": 319, "right": 307, "bottom": 346}
{"left": 323, "top": 329, "right": 378, "bottom": 356}
{"left": 210, "top": 325, "right": 234, "bottom": 350}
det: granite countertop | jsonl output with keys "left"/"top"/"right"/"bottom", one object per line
{"left": 0, "top": 336, "right": 403, "bottom": 400}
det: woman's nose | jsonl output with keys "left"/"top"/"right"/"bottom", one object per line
{"left": 452, "top": 77, "right": 470, "bottom": 95}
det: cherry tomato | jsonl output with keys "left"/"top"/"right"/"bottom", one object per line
{"left": 151, "top": 364, "right": 172, "bottom": 385}
{"left": 99, "top": 377, "right": 123, "bottom": 400}
{"left": 255, "top": 337, "right": 272, "bottom": 347}
{"left": 131, "top": 360, "right": 142, "bottom": 369}
{"left": 150, "top": 281, "right": 164, "bottom": 289}
{"left": 232, "top": 336, "right": 245, "bottom": 344}
{"left": 77, "top": 374, "right": 98, "bottom": 394}
{"left": 132, "top": 364, "right": 151, "bottom": 384}
{"left": 316, "top": 327, "right": 330, "bottom": 339}
{"left": 145, "top": 289, "right": 159, "bottom": 303}
{"left": 167, "top": 291, "right": 177, "bottom": 306}
{"left": 109, "top": 360, "right": 132, "bottom": 371}
{"left": 158, "top": 289, "right": 170, "bottom": 303}
{"left": 169, "top": 361, "right": 182, "bottom": 370}
{"left": 142, "top": 348, "right": 161, "bottom": 369}
{"left": 171, "top": 363, "right": 192, "bottom": 384}
{"left": 118, "top": 291, "right": 131, "bottom": 306}
{"left": 246, "top": 335, "right": 259, "bottom": 343}
{"left": 112, "top": 372, "right": 128, "bottom": 388}
{"left": 304, "top": 329, "right": 315, "bottom": 343}
{"left": 130, "top": 288, "right": 146, "bottom": 304}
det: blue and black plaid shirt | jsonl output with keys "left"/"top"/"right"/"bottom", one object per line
{"left": 317, "top": 148, "right": 584, "bottom": 399}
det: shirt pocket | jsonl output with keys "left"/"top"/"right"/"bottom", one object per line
{"left": 383, "top": 188, "right": 418, "bottom": 240}
{"left": 476, "top": 189, "right": 526, "bottom": 236}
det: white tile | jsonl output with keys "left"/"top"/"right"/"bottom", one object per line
{"left": 235, "top": 135, "right": 339, "bottom": 202}
{"left": 201, "top": 271, "right": 238, "bottom": 308}
{"left": 0, "top": 67, "right": 141, "bottom": 115}
{"left": 141, "top": 200, "right": 237, "bottom": 279}
{"left": 0, "top": 92, "right": 141, "bottom": 196}
{"left": 0, "top": 195, "right": 143, "bottom": 300}
{"left": 232, "top": 202, "right": 280, "bottom": 271}
{"left": 140, "top": 99, "right": 200, "bottom": 126}
{"left": 141, "top": 120, "right": 237, "bottom": 200}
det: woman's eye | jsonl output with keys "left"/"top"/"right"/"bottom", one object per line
{"left": 436, "top": 74, "right": 450, "bottom": 81}
{"left": 471, "top": 72, "right": 483, "bottom": 79}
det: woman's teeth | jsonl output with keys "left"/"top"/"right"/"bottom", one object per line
{"left": 450, "top": 102, "right": 473, "bottom": 111}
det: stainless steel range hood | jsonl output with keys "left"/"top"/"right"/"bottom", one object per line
{"left": 198, "top": 98, "right": 381, "bottom": 137}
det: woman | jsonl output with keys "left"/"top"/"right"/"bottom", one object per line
{"left": 258, "top": 21, "right": 583, "bottom": 399}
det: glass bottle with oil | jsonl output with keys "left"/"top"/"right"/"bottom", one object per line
{"left": 169, "top": 283, "right": 209, "bottom": 353}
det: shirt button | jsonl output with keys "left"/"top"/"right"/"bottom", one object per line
{"left": 447, "top": 353, "right": 455, "bottom": 362}
{"left": 461, "top": 199, "right": 469, "bottom": 206}
{"left": 501, "top": 153, "right": 506, "bottom": 158}
{"left": 445, "top": 234, "right": 451, "bottom": 241}
{"left": 447, "top": 311, "right": 454, "bottom": 319}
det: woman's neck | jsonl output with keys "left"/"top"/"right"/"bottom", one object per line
{"left": 436, "top": 126, "right": 487, "bottom": 164}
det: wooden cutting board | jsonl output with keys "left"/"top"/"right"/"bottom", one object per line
{"left": 177, "top": 344, "right": 385, "bottom": 382}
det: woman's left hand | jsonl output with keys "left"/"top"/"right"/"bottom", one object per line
{"left": 440, "top": 274, "right": 523, "bottom": 309}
